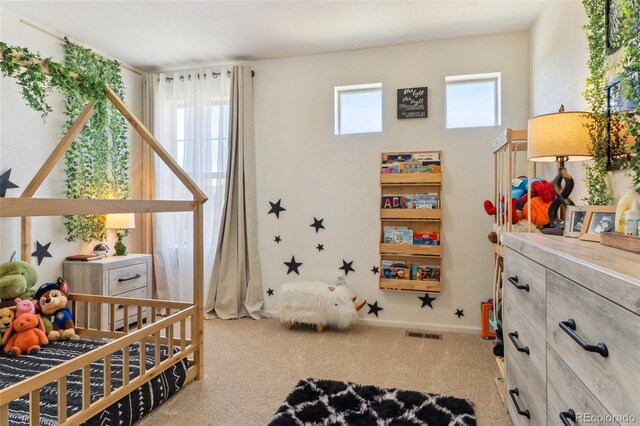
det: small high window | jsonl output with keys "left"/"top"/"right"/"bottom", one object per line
{"left": 335, "top": 83, "right": 382, "bottom": 135}
{"left": 445, "top": 73, "right": 501, "bottom": 129}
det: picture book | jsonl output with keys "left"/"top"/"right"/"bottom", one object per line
{"left": 412, "top": 152, "right": 440, "bottom": 162}
{"left": 382, "top": 260, "right": 406, "bottom": 268}
{"left": 381, "top": 195, "right": 406, "bottom": 209}
{"left": 383, "top": 267, "right": 409, "bottom": 280}
{"left": 414, "top": 193, "right": 439, "bottom": 209}
{"left": 386, "top": 154, "right": 413, "bottom": 162}
{"left": 410, "top": 264, "right": 440, "bottom": 281}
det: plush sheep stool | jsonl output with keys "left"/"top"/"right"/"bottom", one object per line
{"left": 278, "top": 281, "right": 366, "bottom": 332}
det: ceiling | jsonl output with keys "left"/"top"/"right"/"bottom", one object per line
{"left": 2, "top": 0, "right": 553, "bottom": 72}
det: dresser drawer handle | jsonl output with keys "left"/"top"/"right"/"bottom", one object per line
{"left": 559, "top": 319, "right": 609, "bottom": 357}
{"left": 508, "top": 331, "right": 530, "bottom": 355}
{"left": 508, "top": 388, "right": 531, "bottom": 419}
{"left": 118, "top": 274, "right": 141, "bottom": 283}
{"left": 508, "top": 276, "right": 529, "bottom": 292}
{"left": 560, "top": 409, "right": 577, "bottom": 425}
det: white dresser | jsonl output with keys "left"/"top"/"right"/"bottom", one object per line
{"left": 504, "top": 234, "right": 640, "bottom": 426}
{"left": 63, "top": 254, "right": 152, "bottom": 330}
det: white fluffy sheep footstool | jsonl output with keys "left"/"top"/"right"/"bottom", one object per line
{"left": 278, "top": 281, "right": 366, "bottom": 332}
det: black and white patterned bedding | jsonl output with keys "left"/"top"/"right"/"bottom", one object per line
{"left": 0, "top": 338, "right": 189, "bottom": 426}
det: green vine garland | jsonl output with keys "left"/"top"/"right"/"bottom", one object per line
{"left": 0, "top": 40, "right": 129, "bottom": 242}
{"left": 0, "top": 42, "right": 105, "bottom": 118}
{"left": 618, "top": 0, "right": 640, "bottom": 192}
{"left": 582, "top": 0, "right": 614, "bottom": 205}
{"left": 63, "top": 39, "right": 129, "bottom": 243}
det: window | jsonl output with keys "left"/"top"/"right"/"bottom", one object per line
{"left": 335, "top": 83, "right": 382, "bottom": 135}
{"left": 445, "top": 73, "right": 501, "bottom": 129}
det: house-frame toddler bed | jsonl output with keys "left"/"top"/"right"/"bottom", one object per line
{"left": 0, "top": 52, "right": 207, "bottom": 425}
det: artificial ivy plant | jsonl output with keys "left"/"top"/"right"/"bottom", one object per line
{"left": 582, "top": 0, "right": 614, "bottom": 205}
{"left": 0, "top": 40, "right": 129, "bottom": 242}
{"left": 618, "top": 0, "right": 640, "bottom": 192}
{"left": 63, "top": 40, "right": 129, "bottom": 242}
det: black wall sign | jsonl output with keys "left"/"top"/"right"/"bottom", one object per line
{"left": 397, "top": 87, "right": 428, "bottom": 119}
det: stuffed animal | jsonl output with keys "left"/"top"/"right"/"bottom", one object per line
{"left": 279, "top": 282, "right": 367, "bottom": 332}
{"left": 14, "top": 297, "right": 37, "bottom": 317}
{"left": 35, "top": 278, "right": 77, "bottom": 340}
{"left": 2, "top": 312, "right": 48, "bottom": 356}
{"left": 0, "top": 306, "right": 16, "bottom": 339}
{"left": 0, "top": 260, "right": 38, "bottom": 308}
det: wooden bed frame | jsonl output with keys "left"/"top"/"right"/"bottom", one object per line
{"left": 0, "top": 52, "right": 207, "bottom": 425}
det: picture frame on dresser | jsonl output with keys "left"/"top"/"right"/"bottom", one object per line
{"left": 579, "top": 206, "right": 617, "bottom": 242}
{"left": 564, "top": 206, "right": 587, "bottom": 238}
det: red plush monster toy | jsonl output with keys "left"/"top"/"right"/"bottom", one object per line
{"left": 1, "top": 312, "right": 48, "bottom": 356}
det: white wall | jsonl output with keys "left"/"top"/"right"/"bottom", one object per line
{"left": 530, "top": 1, "right": 632, "bottom": 202}
{"left": 0, "top": 7, "right": 143, "bottom": 284}
{"left": 252, "top": 32, "right": 530, "bottom": 332}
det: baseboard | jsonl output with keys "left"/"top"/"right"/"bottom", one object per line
{"left": 264, "top": 310, "right": 481, "bottom": 334}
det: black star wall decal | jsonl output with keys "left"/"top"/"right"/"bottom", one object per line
{"left": 418, "top": 293, "right": 436, "bottom": 309}
{"left": 31, "top": 241, "right": 52, "bottom": 265}
{"left": 371, "top": 266, "right": 379, "bottom": 275}
{"left": 274, "top": 235, "right": 282, "bottom": 244}
{"left": 310, "top": 217, "right": 325, "bottom": 233}
{"left": 455, "top": 309, "right": 465, "bottom": 318}
{"left": 284, "top": 256, "right": 303, "bottom": 275}
{"left": 268, "top": 199, "right": 286, "bottom": 219}
{"left": 367, "top": 301, "right": 383, "bottom": 317}
{"left": 267, "top": 288, "right": 274, "bottom": 296}
{"left": 339, "top": 260, "right": 355, "bottom": 275}
{"left": 316, "top": 244, "right": 324, "bottom": 252}
{"left": 0, "top": 169, "right": 19, "bottom": 198}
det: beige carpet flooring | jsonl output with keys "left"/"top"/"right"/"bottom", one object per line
{"left": 137, "top": 318, "right": 511, "bottom": 426}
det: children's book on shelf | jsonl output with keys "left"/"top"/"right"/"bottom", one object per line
{"left": 414, "top": 193, "right": 439, "bottom": 209}
{"left": 384, "top": 226, "right": 413, "bottom": 244}
{"left": 381, "top": 152, "right": 441, "bottom": 174}
{"left": 410, "top": 264, "right": 440, "bottom": 281}
{"left": 381, "top": 195, "right": 406, "bottom": 209}
{"left": 413, "top": 231, "right": 440, "bottom": 245}
{"left": 382, "top": 260, "right": 409, "bottom": 280}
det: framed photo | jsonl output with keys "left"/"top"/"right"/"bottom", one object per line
{"left": 606, "top": 77, "right": 637, "bottom": 170}
{"left": 564, "top": 206, "right": 587, "bottom": 238}
{"left": 606, "top": 0, "right": 622, "bottom": 54}
{"left": 579, "top": 206, "right": 617, "bottom": 242}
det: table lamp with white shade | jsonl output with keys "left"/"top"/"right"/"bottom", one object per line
{"left": 528, "top": 109, "right": 594, "bottom": 235}
{"left": 105, "top": 213, "right": 135, "bottom": 256}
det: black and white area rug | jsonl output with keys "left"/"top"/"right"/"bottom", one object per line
{"left": 270, "top": 378, "right": 476, "bottom": 426}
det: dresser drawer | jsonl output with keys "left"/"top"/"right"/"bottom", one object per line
{"left": 505, "top": 307, "right": 546, "bottom": 426}
{"left": 108, "top": 262, "right": 148, "bottom": 295}
{"left": 547, "top": 270, "right": 640, "bottom": 420}
{"left": 504, "top": 247, "right": 546, "bottom": 336}
{"left": 547, "top": 348, "right": 613, "bottom": 426}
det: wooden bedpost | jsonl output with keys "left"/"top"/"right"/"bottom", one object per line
{"left": 193, "top": 203, "right": 204, "bottom": 379}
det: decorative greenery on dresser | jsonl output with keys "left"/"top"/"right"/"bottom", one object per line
{"left": 62, "top": 40, "right": 129, "bottom": 243}
{"left": 0, "top": 40, "right": 129, "bottom": 243}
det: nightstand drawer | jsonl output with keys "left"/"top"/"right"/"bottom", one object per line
{"left": 547, "top": 270, "right": 640, "bottom": 420}
{"left": 108, "top": 263, "right": 148, "bottom": 295}
{"left": 111, "top": 286, "right": 149, "bottom": 330}
{"left": 504, "top": 247, "right": 546, "bottom": 336}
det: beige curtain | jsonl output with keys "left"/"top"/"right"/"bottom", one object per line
{"left": 205, "top": 65, "right": 268, "bottom": 320}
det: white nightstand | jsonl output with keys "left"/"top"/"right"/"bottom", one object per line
{"left": 63, "top": 254, "right": 152, "bottom": 330}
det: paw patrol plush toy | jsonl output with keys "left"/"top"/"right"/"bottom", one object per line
{"left": 35, "top": 278, "right": 77, "bottom": 341}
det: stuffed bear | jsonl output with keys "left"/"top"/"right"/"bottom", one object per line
{"left": 35, "top": 278, "right": 77, "bottom": 341}
{"left": 0, "top": 306, "right": 16, "bottom": 339}
{"left": 0, "top": 260, "right": 38, "bottom": 308}
{"left": 1, "top": 312, "right": 48, "bottom": 356}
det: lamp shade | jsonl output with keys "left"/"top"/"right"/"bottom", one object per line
{"left": 528, "top": 111, "right": 594, "bottom": 162}
{"left": 105, "top": 213, "right": 135, "bottom": 229}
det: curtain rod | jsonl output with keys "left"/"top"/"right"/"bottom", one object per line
{"left": 19, "top": 18, "right": 144, "bottom": 76}
{"left": 163, "top": 70, "right": 255, "bottom": 83}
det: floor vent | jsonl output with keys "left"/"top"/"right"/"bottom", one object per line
{"left": 405, "top": 331, "right": 443, "bottom": 340}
